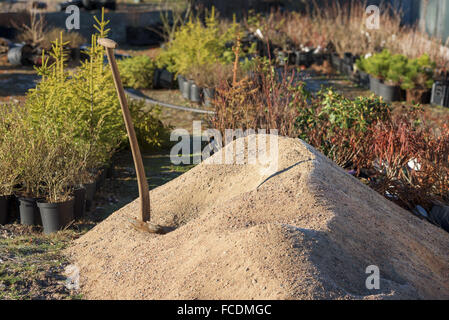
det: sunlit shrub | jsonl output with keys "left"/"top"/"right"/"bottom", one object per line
{"left": 118, "top": 55, "right": 156, "bottom": 89}
{"left": 156, "top": 7, "right": 239, "bottom": 76}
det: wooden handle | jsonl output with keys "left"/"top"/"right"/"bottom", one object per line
{"left": 98, "top": 38, "right": 151, "bottom": 223}
{"left": 98, "top": 38, "right": 117, "bottom": 49}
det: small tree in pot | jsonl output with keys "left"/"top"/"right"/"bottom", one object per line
{"left": 185, "top": 62, "right": 234, "bottom": 106}
{"left": 401, "top": 54, "right": 435, "bottom": 104}
{"left": 364, "top": 50, "right": 407, "bottom": 102}
{"left": 0, "top": 104, "right": 22, "bottom": 224}
{"left": 37, "top": 121, "right": 87, "bottom": 234}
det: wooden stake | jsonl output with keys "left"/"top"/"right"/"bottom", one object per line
{"left": 98, "top": 37, "right": 150, "bottom": 222}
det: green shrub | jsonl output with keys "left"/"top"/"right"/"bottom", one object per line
{"left": 156, "top": 7, "right": 239, "bottom": 76}
{"left": 363, "top": 49, "right": 393, "bottom": 80}
{"left": 1, "top": 9, "right": 171, "bottom": 202}
{"left": 0, "top": 105, "right": 23, "bottom": 196}
{"left": 315, "top": 89, "right": 390, "bottom": 134}
{"left": 385, "top": 53, "right": 408, "bottom": 85}
{"left": 355, "top": 56, "right": 368, "bottom": 72}
{"left": 129, "top": 100, "right": 171, "bottom": 151}
{"left": 401, "top": 54, "right": 435, "bottom": 90}
{"left": 118, "top": 55, "right": 156, "bottom": 89}
{"left": 27, "top": 10, "right": 122, "bottom": 180}
{"left": 295, "top": 89, "right": 390, "bottom": 167}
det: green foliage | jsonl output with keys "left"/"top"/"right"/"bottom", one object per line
{"left": 27, "top": 9, "right": 121, "bottom": 179}
{"left": 363, "top": 50, "right": 435, "bottom": 88}
{"left": 401, "top": 54, "right": 436, "bottom": 90}
{"left": 320, "top": 90, "right": 390, "bottom": 131}
{"left": 385, "top": 54, "right": 408, "bottom": 85}
{"left": 296, "top": 89, "right": 390, "bottom": 137}
{"left": 295, "top": 89, "right": 390, "bottom": 168}
{"left": 118, "top": 55, "right": 156, "bottom": 89}
{"left": 355, "top": 56, "right": 367, "bottom": 72}
{"left": 129, "top": 100, "right": 171, "bottom": 151}
{"left": 363, "top": 49, "right": 393, "bottom": 80}
{"left": 0, "top": 105, "right": 23, "bottom": 196}
{"left": 156, "top": 7, "right": 239, "bottom": 75}
{"left": 10, "top": 8, "right": 169, "bottom": 201}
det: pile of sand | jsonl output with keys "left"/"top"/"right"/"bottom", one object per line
{"left": 66, "top": 135, "right": 449, "bottom": 299}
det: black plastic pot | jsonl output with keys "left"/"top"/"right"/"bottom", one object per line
{"left": 70, "top": 48, "right": 81, "bottom": 63}
{"left": 7, "top": 44, "right": 34, "bottom": 66}
{"left": 431, "top": 81, "right": 449, "bottom": 108}
{"left": 369, "top": 76, "right": 381, "bottom": 95}
{"left": 312, "top": 52, "right": 327, "bottom": 66}
{"left": 203, "top": 87, "right": 215, "bottom": 107}
{"left": 177, "top": 74, "right": 185, "bottom": 91}
{"left": 73, "top": 187, "right": 86, "bottom": 220}
{"left": 37, "top": 198, "right": 75, "bottom": 234}
{"left": 406, "top": 89, "right": 431, "bottom": 104}
{"left": 343, "top": 52, "right": 353, "bottom": 64}
{"left": 0, "top": 195, "right": 9, "bottom": 225}
{"left": 358, "top": 70, "right": 370, "bottom": 88}
{"left": 330, "top": 53, "right": 341, "bottom": 70}
{"left": 96, "top": 167, "right": 107, "bottom": 191}
{"left": 377, "top": 82, "right": 403, "bottom": 102}
{"left": 106, "top": 162, "right": 114, "bottom": 179}
{"left": 180, "top": 76, "right": 191, "bottom": 100}
{"left": 18, "top": 197, "right": 43, "bottom": 226}
{"left": 8, "top": 195, "right": 19, "bottom": 223}
{"left": 83, "top": 181, "right": 96, "bottom": 211}
{"left": 153, "top": 69, "right": 174, "bottom": 89}
{"left": 295, "top": 51, "right": 311, "bottom": 67}
{"left": 340, "top": 61, "right": 353, "bottom": 76}
{"left": 189, "top": 81, "right": 201, "bottom": 103}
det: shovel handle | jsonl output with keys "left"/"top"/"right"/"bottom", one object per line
{"left": 98, "top": 38, "right": 150, "bottom": 222}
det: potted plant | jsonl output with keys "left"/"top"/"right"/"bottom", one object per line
{"left": 380, "top": 53, "right": 408, "bottom": 102}
{"left": 0, "top": 104, "right": 22, "bottom": 224}
{"left": 82, "top": 174, "right": 97, "bottom": 212}
{"left": 401, "top": 54, "right": 435, "bottom": 104}
{"left": 364, "top": 50, "right": 407, "bottom": 102}
{"left": 15, "top": 120, "right": 46, "bottom": 226}
{"left": 153, "top": 68, "right": 175, "bottom": 89}
{"left": 73, "top": 185, "right": 86, "bottom": 220}
{"left": 178, "top": 75, "right": 191, "bottom": 100}
{"left": 185, "top": 62, "right": 233, "bottom": 106}
{"left": 117, "top": 54, "right": 155, "bottom": 89}
{"left": 340, "top": 52, "right": 356, "bottom": 76}
{"left": 330, "top": 52, "right": 343, "bottom": 72}
{"left": 36, "top": 127, "right": 80, "bottom": 234}
{"left": 294, "top": 46, "right": 313, "bottom": 68}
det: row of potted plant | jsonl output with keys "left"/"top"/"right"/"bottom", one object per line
{"left": 0, "top": 164, "right": 110, "bottom": 233}
{"left": 176, "top": 61, "right": 237, "bottom": 106}
{"left": 329, "top": 49, "right": 442, "bottom": 106}
{"left": 0, "top": 10, "right": 170, "bottom": 234}
{"left": 356, "top": 50, "right": 435, "bottom": 103}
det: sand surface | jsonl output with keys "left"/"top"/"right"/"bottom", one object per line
{"left": 66, "top": 135, "right": 449, "bottom": 299}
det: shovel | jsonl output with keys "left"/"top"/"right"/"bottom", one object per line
{"left": 98, "top": 37, "right": 165, "bottom": 234}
